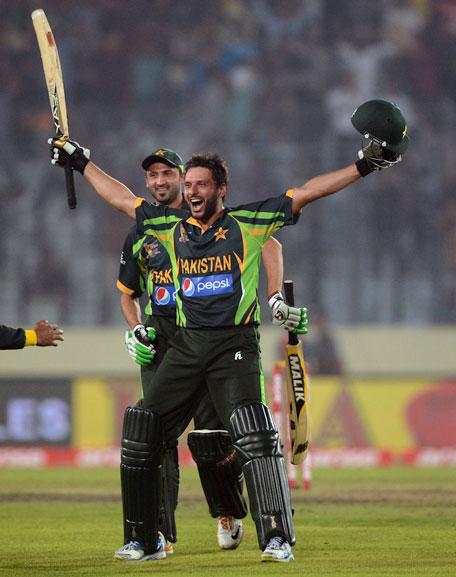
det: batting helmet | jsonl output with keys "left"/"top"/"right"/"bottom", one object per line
{"left": 351, "top": 99, "right": 409, "bottom": 154}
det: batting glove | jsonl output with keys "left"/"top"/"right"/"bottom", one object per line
{"left": 269, "top": 291, "right": 308, "bottom": 334}
{"left": 49, "top": 137, "right": 90, "bottom": 174}
{"left": 356, "top": 138, "right": 401, "bottom": 176}
{"left": 125, "top": 324, "right": 157, "bottom": 367}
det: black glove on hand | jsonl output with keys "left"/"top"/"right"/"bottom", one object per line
{"left": 49, "top": 138, "right": 90, "bottom": 174}
{"left": 356, "top": 139, "right": 401, "bottom": 177}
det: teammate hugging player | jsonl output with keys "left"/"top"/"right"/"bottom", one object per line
{"left": 49, "top": 99, "right": 408, "bottom": 563}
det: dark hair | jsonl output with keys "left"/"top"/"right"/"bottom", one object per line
{"left": 184, "top": 153, "right": 229, "bottom": 188}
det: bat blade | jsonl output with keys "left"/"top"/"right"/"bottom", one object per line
{"left": 284, "top": 280, "right": 310, "bottom": 464}
{"left": 32, "top": 9, "right": 76, "bottom": 209}
{"left": 285, "top": 339, "right": 310, "bottom": 464}
{"left": 32, "top": 9, "right": 68, "bottom": 138}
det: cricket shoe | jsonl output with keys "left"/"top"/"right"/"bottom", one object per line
{"left": 113, "top": 532, "right": 166, "bottom": 562}
{"left": 164, "top": 538, "right": 174, "bottom": 555}
{"left": 217, "top": 516, "right": 243, "bottom": 550}
{"left": 261, "top": 536, "right": 294, "bottom": 562}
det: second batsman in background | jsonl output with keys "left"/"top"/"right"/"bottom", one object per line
{"left": 116, "top": 148, "right": 308, "bottom": 558}
{"left": 50, "top": 99, "right": 408, "bottom": 563}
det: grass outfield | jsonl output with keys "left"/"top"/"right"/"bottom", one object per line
{"left": 0, "top": 466, "right": 455, "bottom": 576}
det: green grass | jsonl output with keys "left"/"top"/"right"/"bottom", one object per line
{"left": 0, "top": 466, "right": 455, "bottom": 576}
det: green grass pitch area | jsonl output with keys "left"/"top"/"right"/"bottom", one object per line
{"left": 0, "top": 466, "right": 455, "bottom": 576}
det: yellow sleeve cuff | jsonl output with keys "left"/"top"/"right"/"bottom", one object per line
{"left": 24, "top": 330, "right": 37, "bottom": 346}
{"left": 117, "top": 280, "right": 135, "bottom": 295}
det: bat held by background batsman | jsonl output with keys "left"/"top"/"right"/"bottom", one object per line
{"left": 31, "top": 8, "right": 77, "bottom": 209}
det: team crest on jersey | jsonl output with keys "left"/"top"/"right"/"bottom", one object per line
{"left": 214, "top": 227, "right": 229, "bottom": 242}
{"left": 143, "top": 240, "right": 161, "bottom": 258}
{"left": 178, "top": 224, "right": 190, "bottom": 243}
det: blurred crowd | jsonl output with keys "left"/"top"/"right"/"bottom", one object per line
{"left": 1, "top": 0, "right": 455, "bottom": 326}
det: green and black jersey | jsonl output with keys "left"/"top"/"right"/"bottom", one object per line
{"left": 117, "top": 225, "right": 177, "bottom": 319}
{"left": 135, "top": 191, "right": 299, "bottom": 328}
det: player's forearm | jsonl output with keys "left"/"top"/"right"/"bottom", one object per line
{"left": 292, "top": 163, "right": 361, "bottom": 213}
{"left": 0, "top": 321, "right": 63, "bottom": 349}
{"left": 84, "top": 162, "right": 137, "bottom": 219}
{"left": 120, "top": 293, "right": 143, "bottom": 329}
{"left": 262, "top": 237, "right": 283, "bottom": 297}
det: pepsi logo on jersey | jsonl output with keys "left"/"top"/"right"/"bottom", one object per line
{"left": 154, "top": 285, "right": 177, "bottom": 305}
{"left": 182, "top": 275, "right": 233, "bottom": 297}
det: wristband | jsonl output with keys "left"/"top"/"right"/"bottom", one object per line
{"left": 355, "top": 158, "right": 374, "bottom": 177}
{"left": 24, "top": 330, "right": 37, "bottom": 346}
{"left": 72, "top": 150, "right": 90, "bottom": 174}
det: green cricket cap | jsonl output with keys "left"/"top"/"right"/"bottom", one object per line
{"left": 142, "top": 148, "right": 184, "bottom": 172}
{"left": 351, "top": 99, "right": 409, "bottom": 154}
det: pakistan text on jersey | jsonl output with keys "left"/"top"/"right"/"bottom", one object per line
{"left": 177, "top": 255, "right": 232, "bottom": 276}
{"left": 150, "top": 269, "right": 173, "bottom": 285}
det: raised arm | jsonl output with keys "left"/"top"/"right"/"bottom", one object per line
{"left": 292, "top": 163, "right": 361, "bottom": 214}
{"left": 50, "top": 138, "right": 137, "bottom": 219}
{"left": 291, "top": 98, "right": 409, "bottom": 214}
{"left": 84, "top": 162, "right": 137, "bottom": 219}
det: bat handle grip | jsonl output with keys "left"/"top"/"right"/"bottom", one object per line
{"left": 64, "top": 157, "right": 77, "bottom": 209}
{"left": 284, "top": 280, "right": 299, "bottom": 346}
{"left": 284, "top": 280, "right": 295, "bottom": 306}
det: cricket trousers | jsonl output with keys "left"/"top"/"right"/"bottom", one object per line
{"left": 140, "top": 316, "right": 230, "bottom": 430}
{"left": 139, "top": 324, "right": 295, "bottom": 550}
{"left": 141, "top": 324, "right": 265, "bottom": 438}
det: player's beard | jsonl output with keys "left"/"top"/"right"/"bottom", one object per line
{"left": 192, "top": 192, "right": 221, "bottom": 222}
{"left": 151, "top": 184, "right": 181, "bottom": 206}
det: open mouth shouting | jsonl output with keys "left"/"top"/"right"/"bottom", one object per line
{"left": 189, "top": 197, "right": 204, "bottom": 215}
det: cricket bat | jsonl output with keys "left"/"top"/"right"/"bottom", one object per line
{"left": 283, "top": 279, "right": 310, "bottom": 464}
{"left": 31, "top": 8, "right": 77, "bottom": 209}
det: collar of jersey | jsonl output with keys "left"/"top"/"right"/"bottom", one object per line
{"left": 186, "top": 216, "right": 206, "bottom": 232}
{"left": 185, "top": 209, "right": 228, "bottom": 234}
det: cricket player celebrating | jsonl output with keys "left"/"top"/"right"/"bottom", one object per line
{"left": 50, "top": 99, "right": 408, "bottom": 563}
{"left": 118, "top": 148, "right": 307, "bottom": 556}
